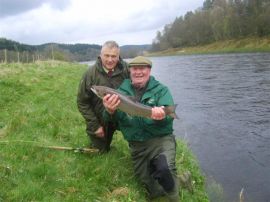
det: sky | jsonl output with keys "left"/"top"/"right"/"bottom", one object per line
{"left": 0, "top": 0, "right": 205, "bottom": 46}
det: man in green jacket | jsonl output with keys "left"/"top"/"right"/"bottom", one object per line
{"left": 102, "top": 56, "right": 180, "bottom": 201}
{"left": 77, "top": 41, "right": 129, "bottom": 152}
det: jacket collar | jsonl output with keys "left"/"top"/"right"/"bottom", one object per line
{"left": 141, "top": 76, "right": 161, "bottom": 101}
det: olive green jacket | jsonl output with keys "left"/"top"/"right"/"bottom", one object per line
{"left": 104, "top": 76, "right": 175, "bottom": 142}
{"left": 77, "top": 57, "right": 129, "bottom": 133}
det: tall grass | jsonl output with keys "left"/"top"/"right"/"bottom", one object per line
{"left": 0, "top": 61, "right": 208, "bottom": 201}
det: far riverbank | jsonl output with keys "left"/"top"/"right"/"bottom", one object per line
{"left": 145, "top": 37, "right": 270, "bottom": 57}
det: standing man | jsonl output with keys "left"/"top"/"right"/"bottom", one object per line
{"left": 102, "top": 56, "right": 180, "bottom": 201}
{"left": 77, "top": 41, "right": 129, "bottom": 152}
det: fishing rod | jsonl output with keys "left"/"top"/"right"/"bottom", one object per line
{"left": 0, "top": 140, "right": 99, "bottom": 154}
{"left": 39, "top": 145, "right": 99, "bottom": 153}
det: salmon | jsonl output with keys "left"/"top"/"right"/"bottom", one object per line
{"left": 90, "top": 85, "right": 178, "bottom": 119}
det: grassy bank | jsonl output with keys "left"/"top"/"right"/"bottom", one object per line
{"left": 146, "top": 37, "right": 270, "bottom": 56}
{"left": 0, "top": 61, "right": 208, "bottom": 201}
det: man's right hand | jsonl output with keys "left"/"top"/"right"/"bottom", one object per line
{"left": 103, "top": 94, "right": 120, "bottom": 114}
{"left": 94, "top": 126, "right": 105, "bottom": 138}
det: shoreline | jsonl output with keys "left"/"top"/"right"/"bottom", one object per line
{"left": 145, "top": 37, "right": 270, "bottom": 57}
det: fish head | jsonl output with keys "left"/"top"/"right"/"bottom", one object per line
{"left": 90, "top": 85, "right": 108, "bottom": 98}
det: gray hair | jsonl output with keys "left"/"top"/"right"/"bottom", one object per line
{"left": 102, "top": 40, "right": 119, "bottom": 50}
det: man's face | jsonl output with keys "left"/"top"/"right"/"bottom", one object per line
{"left": 100, "top": 47, "right": 120, "bottom": 70}
{"left": 130, "top": 66, "right": 151, "bottom": 88}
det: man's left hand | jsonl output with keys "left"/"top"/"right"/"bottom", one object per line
{"left": 151, "top": 106, "right": 165, "bottom": 120}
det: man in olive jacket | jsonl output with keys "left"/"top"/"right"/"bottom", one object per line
{"left": 103, "top": 56, "right": 179, "bottom": 201}
{"left": 77, "top": 41, "right": 129, "bottom": 152}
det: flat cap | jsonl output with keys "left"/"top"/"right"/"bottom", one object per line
{"left": 128, "top": 56, "right": 152, "bottom": 68}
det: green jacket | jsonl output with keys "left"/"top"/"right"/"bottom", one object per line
{"left": 77, "top": 57, "right": 129, "bottom": 133}
{"left": 104, "top": 76, "right": 175, "bottom": 142}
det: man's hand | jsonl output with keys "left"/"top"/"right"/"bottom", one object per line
{"left": 151, "top": 106, "right": 165, "bottom": 120}
{"left": 103, "top": 94, "right": 120, "bottom": 114}
{"left": 94, "top": 126, "right": 105, "bottom": 138}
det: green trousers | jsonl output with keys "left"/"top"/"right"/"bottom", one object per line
{"left": 129, "top": 135, "right": 180, "bottom": 202}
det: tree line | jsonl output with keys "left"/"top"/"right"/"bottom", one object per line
{"left": 151, "top": 0, "right": 270, "bottom": 51}
{"left": 0, "top": 38, "right": 151, "bottom": 63}
{"left": 0, "top": 38, "right": 101, "bottom": 63}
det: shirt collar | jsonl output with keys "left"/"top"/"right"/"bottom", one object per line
{"left": 103, "top": 66, "right": 114, "bottom": 73}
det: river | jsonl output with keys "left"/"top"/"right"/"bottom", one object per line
{"left": 149, "top": 53, "right": 270, "bottom": 202}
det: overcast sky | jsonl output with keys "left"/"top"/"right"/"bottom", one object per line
{"left": 0, "top": 0, "right": 205, "bottom": 46}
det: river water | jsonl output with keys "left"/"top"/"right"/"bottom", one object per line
{"left": 149, "top": 53, "right": 270, "bottom": 202}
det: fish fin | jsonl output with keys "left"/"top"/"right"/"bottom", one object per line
{"left": 126, "top": 113, "right": 133, "bottom": 119}
{"left": 90, "top": 86, "right": 97, "bottom": 94}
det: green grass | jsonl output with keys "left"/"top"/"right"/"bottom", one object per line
{"left": 146, "top": 36, "right": 270, "bottom": 56}
{"left": 0, "top": 60, "right": 209, "bottom": 201}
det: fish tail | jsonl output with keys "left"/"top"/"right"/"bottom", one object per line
{"left": 164, "top": 105, "right": 179, "bottom": 119}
